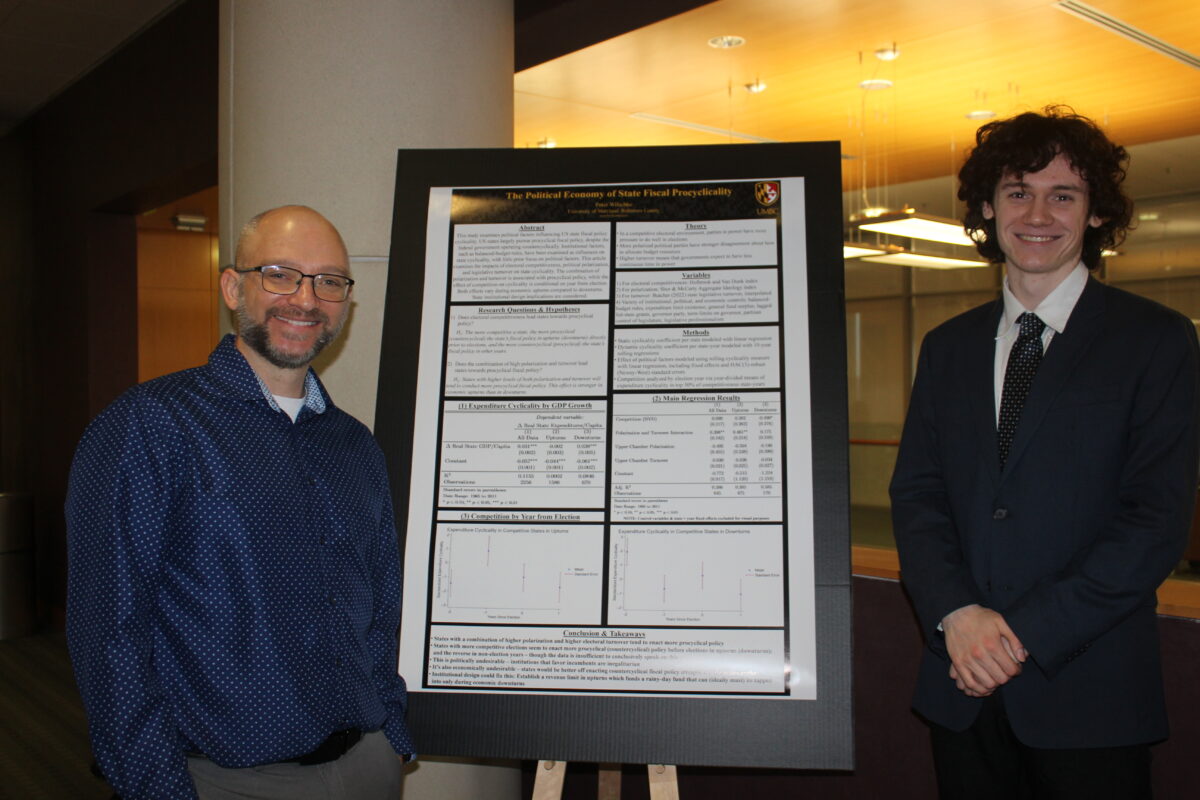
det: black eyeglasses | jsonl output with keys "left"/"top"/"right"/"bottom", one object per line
{"left": 234, "top": 265, "right": 355, "bottom": 302}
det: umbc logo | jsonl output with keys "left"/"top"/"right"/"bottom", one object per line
{"left": 755, "top": 181, "right": 780, "bottom": 206}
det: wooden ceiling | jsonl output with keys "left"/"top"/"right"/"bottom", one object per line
{"left": 514, "top": 0, "right": 1200, "bottom": 191}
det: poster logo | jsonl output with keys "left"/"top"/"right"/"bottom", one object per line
{"left": 755, "top": 181, "right": 780, "bottom": 206}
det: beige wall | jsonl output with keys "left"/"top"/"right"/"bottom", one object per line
{"left": 219, "top": 0, "right": 515, "bottom": 430}
{"left": 218, "top": 2, "right": 520, "bottom": 795}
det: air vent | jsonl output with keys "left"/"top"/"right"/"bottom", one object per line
{"left": 1054, "top": 1, "right": 1200, "bottom": 70}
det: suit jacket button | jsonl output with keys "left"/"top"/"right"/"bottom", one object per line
{"left": 993, "top": 508, "right": 1008, "bottom": 520}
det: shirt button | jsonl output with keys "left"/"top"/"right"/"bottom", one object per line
{"left": 320, "top": 535, "right": 327, "bottom": 545}
{"left": 993, "top": 508, "right": 1009, "bottom": 520}
{"left": 329, "top": 595, "right": 336, "bottom": 606}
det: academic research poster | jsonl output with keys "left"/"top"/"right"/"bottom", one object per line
{"left": 377, "top": 145, "right": 851, "bottom": 769}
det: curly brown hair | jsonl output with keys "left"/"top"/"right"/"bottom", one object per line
{"left": 958, "top": 106, "right": 1133, "bottom": 269}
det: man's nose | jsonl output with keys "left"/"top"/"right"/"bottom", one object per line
{"left": 1023, "top": 196, "right": 1051, "bottom": 225}
{"left": 289, "top": 276, "right": 320, "bottom": 308}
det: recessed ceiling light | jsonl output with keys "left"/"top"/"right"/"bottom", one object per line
{"left": 1138, "top": 212, "right": 1160, "bottom": 221}
{"left": 859, "top": 78, "right": 893, "bottom": 90}
{"left": 537, "top": 138, "right": 556, "bottom": 149}
{"left": 874, "top": 46, "right": 900, "bottom": 61}
{"left": 966, "top": 110, "right": 997, "bottom": 120}
{"left": 744, "top": 80, "right": 767, "bottom": 93}
{"left": 708, "top": 35, "right": 745, "bottom": 49}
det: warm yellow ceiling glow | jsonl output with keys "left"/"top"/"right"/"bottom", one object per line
{"left": 514, "top": 0, "right": 1200, "bottom": 191}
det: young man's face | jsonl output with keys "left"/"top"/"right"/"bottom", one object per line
{"left": 983, "top": 152, "right": 1102, "bottom": 282}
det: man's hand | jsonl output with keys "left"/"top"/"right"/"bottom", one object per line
{"left": 942, "top": 604, "right": 1026, "bottom": 697}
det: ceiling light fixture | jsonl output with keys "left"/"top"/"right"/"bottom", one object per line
{"left": 966, "top": 110, "right": 996, "bottom": 120}
{"left": 843, "top": 243, "right": 888, "bottom": 259}
{"left": 537, "top": 138, "right": 557, "bottom": 148}
{"left": 858, "top": 78, "right": 893, "bottom": 90}
{"left": 874, "top": 45, "right": 900, "bottom": 61}
{"left": 862, "top": 252, "right": 989, "bottom": 269}
{"left": 708, "top": 35, "right": 745, "bottom": 49}
{"left": 1053, "top": 1, "right": 1200, "bottom": 70}
{"left": 854, "top": 210, "right": 975, "bottom": 247}
{"left": 744, "top": 79, "right": 767, "bottom": 94}
{"left": 172, "top": 213, "right": 206, "bottom": 232}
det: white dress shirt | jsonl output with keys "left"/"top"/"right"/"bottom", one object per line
{"left": 994, "top": 263, "right": 1089, "bottom": 426}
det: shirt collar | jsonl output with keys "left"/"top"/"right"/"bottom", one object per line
{"left": 999, "top": 262, "right": 1088, "bottom": 338}
{"left": 208, "top": 334, "right": 329, "bottom": 416}
{"left": 252, "top": 370, "right": 328, "bottom": 416}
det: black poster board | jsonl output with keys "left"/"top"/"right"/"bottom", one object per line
{"left": 375, "top": 143, "right": 851, "bottom": 769}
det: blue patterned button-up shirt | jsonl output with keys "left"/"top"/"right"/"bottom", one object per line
{"left": 66, "top": 335, "right": 413, "bottom": 799}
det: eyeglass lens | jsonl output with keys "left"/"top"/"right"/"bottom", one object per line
{"left": 260, "top": 266, "right": 350, "bottom": 301}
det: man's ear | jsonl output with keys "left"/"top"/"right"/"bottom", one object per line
{"left": 1088, "top": 214, "right": 1103, "bottom": 229}
{"left": 982, "top": 201, "right": 994, "bottom": 220}
{"left": 219, "top": 269, "right": 241, "bottom": 312}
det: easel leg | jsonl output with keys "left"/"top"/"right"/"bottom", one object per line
{"left": 647, "top": 764, "right": 679, "bottom": 800}
{"left": 597, "top": 763, "right": 622, "bottom": 800}
{"left": 532, "top": 760, "right": 677, "bottom": 799}
{"left": 533, "top": 760, "right": 567, "bottom": 800}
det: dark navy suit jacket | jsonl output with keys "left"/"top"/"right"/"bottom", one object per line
{"left": 890, "top": 277, "right": 1200, "bottom": 748}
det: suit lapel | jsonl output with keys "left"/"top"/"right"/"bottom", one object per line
{"left": 1001, "top": 278, "right": 1107, "bottom": 478}
{"left": 967, "top": 299, "right": 1004, "bottom": 488}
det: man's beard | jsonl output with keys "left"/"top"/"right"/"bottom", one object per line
{"left": 234, "top": 302, "right": 344, "bottom": 370}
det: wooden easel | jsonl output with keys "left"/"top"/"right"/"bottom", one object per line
{"left": 532, "top": 761, "right": 679, "bottom": 800}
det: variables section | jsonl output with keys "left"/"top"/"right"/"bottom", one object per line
{"left": 615, "top": 268, "right": 779, "bottom": 326}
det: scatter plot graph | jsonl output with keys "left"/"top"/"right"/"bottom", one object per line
{"left": 610, "top": 525, "right": 784, "bottom": 626}
{"left": 433, "top": 524, "right": 603, "bottom": 624}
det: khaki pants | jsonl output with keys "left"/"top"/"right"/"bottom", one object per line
{"left": 187, "top": 730, "right": 404, "bottom": 800}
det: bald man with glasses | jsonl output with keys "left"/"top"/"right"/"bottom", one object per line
{"left": 67, "top": 206, "right": 414, "bottom": 799}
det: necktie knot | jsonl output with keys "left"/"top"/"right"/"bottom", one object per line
{"left": 1018, "top": 312, "right": 1045, "bottom": 340}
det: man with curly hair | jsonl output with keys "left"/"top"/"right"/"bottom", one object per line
{"left": 890, "top": 107, "right": 1199, "bottom": 798}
